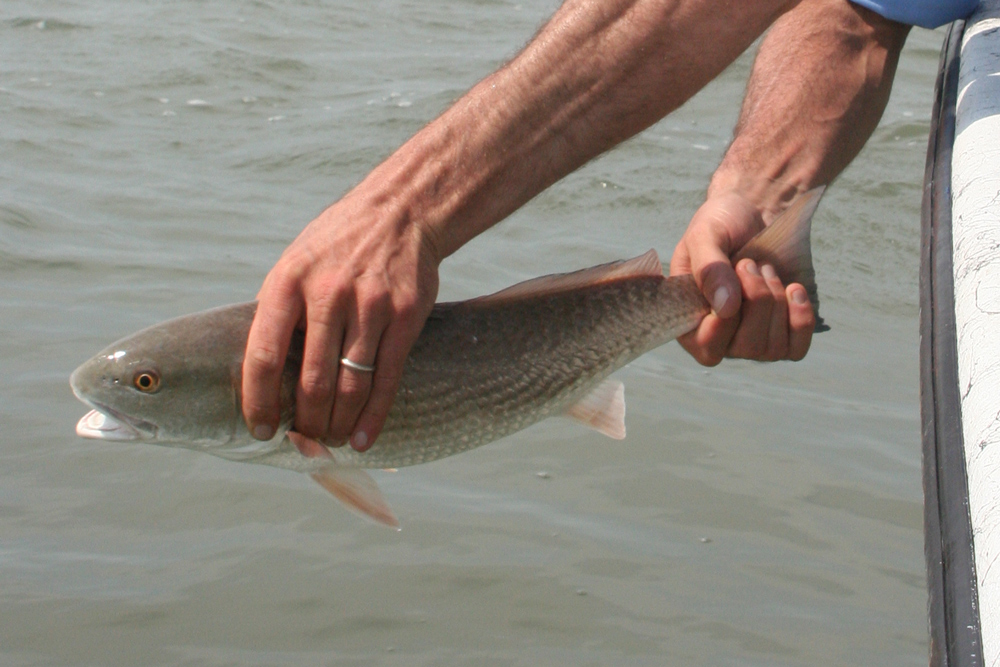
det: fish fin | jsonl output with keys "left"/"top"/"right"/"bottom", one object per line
{"left": 732, "top": 186, "right": 827, "bottom": 330}
{"left": 454, "top": 250, "right": 663, "bottom": 307}
{"left": 287, "top": 431, "right": 400, "bottom": 529}
{"left": 287, "top": 430, "right": 334, "bottom": 459}
{"left": 310, "top": 467, "right": 400, "bottom": 530}
{"left": 564, "top": 379, "right": 626, "bottom": 440}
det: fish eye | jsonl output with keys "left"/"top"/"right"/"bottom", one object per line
{"left": 133, "top": 370, "right": 161, "bottom": 393}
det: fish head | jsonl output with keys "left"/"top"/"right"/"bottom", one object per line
{"left": 71, "top": 306, "right": 255, "bottom": 447}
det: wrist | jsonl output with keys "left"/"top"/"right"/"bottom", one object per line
{"left": 341, "top": 129, "right": 466, "bottom": 270}
{"left": 348, "top": 81, "right": 521, "bottom": 265}
{"left": 706, "top": 166, "right": 815, "bottom": 225}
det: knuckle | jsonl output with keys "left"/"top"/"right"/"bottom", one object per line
{"left": 358, "top": 291, "right": 391, "bottom": 321}
{"left": 745, "top": 281, "right": 772, "bottom": 302}
{"left": 393, "top": 297, "right": 420, "bottom": 325}
{"left": 307, "top": 287, "right": 349, "bottom": 325}
{"left": 262, "top": 268, "right": 305, "bottom": 305}
{"left": 761, "top": 266, "right": 783, "bottom": 288}
{"left": 276, "top": 245, "right": 314, "bottom": 274}
{"left": 242, "top": 401, "right": 270, "bottom": 423}
{"left": 246, "top": 344, "right": 284, "bottom": 374}
{"left": 299, "top": 368, "right": 333, "bottom": 400}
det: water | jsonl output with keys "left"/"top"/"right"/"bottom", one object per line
{"left": 1, "top": 2, "right": 941, "bottom": 665}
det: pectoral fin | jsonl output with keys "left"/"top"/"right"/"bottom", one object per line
{"left": 287, "top": 431, "right": 400, "bottom": 529}
{"left": 310, "top": 467, "right": 400, "bottom": 529}
{"left": 564, "top": 379, "right": 626, "bottom": 440}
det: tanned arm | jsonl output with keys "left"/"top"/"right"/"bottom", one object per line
{"left": 670, "top": 0, "right": 911, "bottom": 365}
{"left": 242, "top": 0, "right": 802, "bottom": 449}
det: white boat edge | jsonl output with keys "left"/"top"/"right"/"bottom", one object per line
{"left": 923, "top": 2, "right": 1000, "bottom": 665}
{"left": 954, "top": 1, "right": 1000, "bottom": 662}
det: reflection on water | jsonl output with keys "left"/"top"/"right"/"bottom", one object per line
{"left": 1, "top": 1, "right": 938, "bottom": 664}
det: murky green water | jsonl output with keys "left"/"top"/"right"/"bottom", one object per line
{"left": 1, "top": 2, "right": 942, "bottom": 665}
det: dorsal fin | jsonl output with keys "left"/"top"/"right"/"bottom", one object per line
{"left": 733, "top": 186, "right": 826, "bottom": 327}
{"left": 463, "top": 249, "right": 662, "bottom": 306}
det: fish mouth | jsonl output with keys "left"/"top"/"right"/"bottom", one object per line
{"left": 76, "top": 409, "right": 138, "bottom": 441}
{"left": 74, "top": 402, "right": 157, "bottom": 442}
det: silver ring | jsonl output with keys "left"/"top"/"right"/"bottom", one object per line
{"left": 340, "top": 357, "right": 375, "bottom": 373}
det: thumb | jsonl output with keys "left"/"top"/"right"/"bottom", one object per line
{"left": 697, "top": 258, "right": 741, "bottom": 319}
{"left": 672, "top": 193, "right": 761, "bottom": 319}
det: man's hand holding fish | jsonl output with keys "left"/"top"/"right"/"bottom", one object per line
{"left": 242, "top": 0, "right": 805, "bottom": 452}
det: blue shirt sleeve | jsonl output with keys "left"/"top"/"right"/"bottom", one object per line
{"left": 850, "top": 0, "right": 979, "bottom": 28}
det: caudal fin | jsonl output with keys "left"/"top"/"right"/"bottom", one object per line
{"left": 732, "top": 187, "right": 827, "bottom": 330}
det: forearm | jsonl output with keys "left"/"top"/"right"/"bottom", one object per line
{"left": 669, "top": 0, "right": 909, "bottom": 366}
{"left": 709, "top": 0, "right": 911, "bottom": 217}
{"left": 348, "top": 0, "right": 800, "bottom": 261}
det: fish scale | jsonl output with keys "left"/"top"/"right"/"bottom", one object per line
{"left": 328, "top": 274, "right": 709, "bottom": 469}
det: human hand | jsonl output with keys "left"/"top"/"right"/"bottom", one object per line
{"left": 669, "top": 191, "right": 815, "bottom": 366}
{"left": 242, "top": 192, "right": 441, "bottom": 451}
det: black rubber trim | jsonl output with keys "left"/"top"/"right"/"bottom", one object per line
{"left": 921, "top": 19, "right": 982, "bottom": 667}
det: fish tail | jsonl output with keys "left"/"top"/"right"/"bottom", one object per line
{"left": 733, "top": 186, "right": 827, "bottom": 330}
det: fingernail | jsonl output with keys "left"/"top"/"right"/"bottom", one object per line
{"left": 744, "top": 259, "right": 760, "bottom": 277}
{"left": 253, "top": 424, "right": 275, "bottom": 441}
{"left": 711, "top": 285, "right": 730, "bottom": 312}
{"left": 791, "top": 287, "right": 809, "bottom": 305}
{"left": 761, "top": 263, "right": 777, "bottom": 281}
{"left": 351, "top": 430, "right": 369, "bottom": 450}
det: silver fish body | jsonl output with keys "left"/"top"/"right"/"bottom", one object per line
{"left": 71, "top": 188, "right": 823, "bottom": 525}
{"left": 70, "top": 258, "right": 706, "bottom": 468}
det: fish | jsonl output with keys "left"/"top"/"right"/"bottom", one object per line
{"left": 71, "top": 187, "right": 824, "bottom": 528}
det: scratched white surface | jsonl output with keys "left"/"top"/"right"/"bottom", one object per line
{"left": 953, "top": 2, "right": 1000, "bottom": 663}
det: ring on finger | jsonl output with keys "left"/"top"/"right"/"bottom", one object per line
{"left": 340, "top": 357, "right": 375, "bottom": 373}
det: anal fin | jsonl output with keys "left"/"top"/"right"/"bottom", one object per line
{"left": 564, "top": 379, "right": 626, "bottom": 440}
{"left": 287, "top": 430, "right": 400, "bottom": 529}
